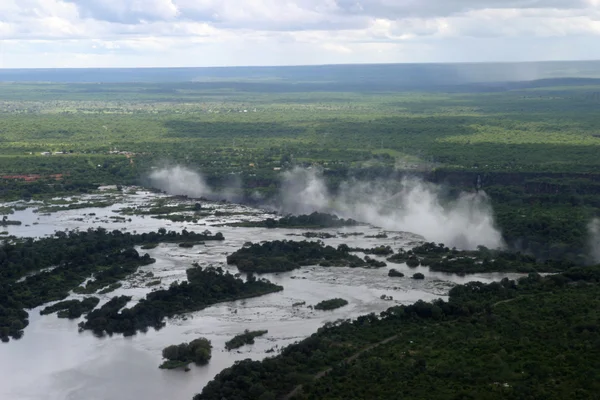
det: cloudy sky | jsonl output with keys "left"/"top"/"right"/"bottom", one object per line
{"left": 1, "top": 0, "right": 599, "bottom": 68}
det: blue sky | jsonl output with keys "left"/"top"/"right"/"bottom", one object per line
{"left": 1, "top": 0, "right": 599, "bottom": 68}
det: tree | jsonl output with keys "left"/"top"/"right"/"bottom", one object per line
{"left": 162, "top": 345, "right": 179, "bottom": 361}
{"left": 194, "top": 346, "right": 211, "bottom": 365}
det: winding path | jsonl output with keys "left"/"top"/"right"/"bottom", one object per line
{"left": 282, "top": 296, "right": 526, "bottom": 399}
{"left": 282, "top": 334, "right": 399, "bottom": 400}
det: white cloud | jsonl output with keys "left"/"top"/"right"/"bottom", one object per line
{"left": 65, "top": 0, "right": 179, "bottom": 23}
{"left": 0, "top": 0, "right": 599, "bottom": 67}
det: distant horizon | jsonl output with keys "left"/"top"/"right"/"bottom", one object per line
{"left": 1, "top": 59, "right": 600, "bottom": 71}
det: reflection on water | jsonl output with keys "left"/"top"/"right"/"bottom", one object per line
{"left": 0, "top": 189, "right": 523, "bottom": 400}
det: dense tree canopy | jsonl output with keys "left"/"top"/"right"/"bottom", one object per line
{"left": 196, "top": 267, "right": 600, "bottom": 400}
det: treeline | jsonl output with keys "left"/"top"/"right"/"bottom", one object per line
{"left": 388, "top": 242, "right": 576, "bottom": 274}
{"left": 230, "top": 212, "right": 359, "bottom": 229}
{"left": 226, "top": 241, "right": 367, "bottom": 274}
{"left": 79, "top": 266, "right": 283, "bottom": 337}
{"left": 196, "top": 267, "right": 600, "bottom": 400}
{"left": 225, "top": 330, "right": 268, "bottom": 351}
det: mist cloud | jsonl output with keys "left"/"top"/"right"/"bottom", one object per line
{"left": 280, "top": 167, "right": 504, "bottom": 250}
{"left": 589, "top": 218, "right": 600, "bottom": 263}
{"left": 151, "top": 165, "right": 504, "bottom": 249}
{"left": 149, "top": 166, "right": 214, "bottom": 198}
{"left": 280, "top": 167, "right": 332, "bottom": 214}
{"left": 149, "top": 166, "right": 243, "bottom": 202}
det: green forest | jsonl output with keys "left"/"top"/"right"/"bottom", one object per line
{"left": 0, "top": 79, "right": 599, "bottom": 260}
{"left": 1, "top": 72, "right": 600, "bottom": 399}
{"left": 196, "top": 268, "right": 600, "bottom": 400}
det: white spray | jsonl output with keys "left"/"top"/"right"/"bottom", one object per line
{"left": 280, "top": 167, "right": 504, "bottom": 250}
{"left": 149, "top": 166, "right": 243, "bottom": 202}
{"left": 589, "top": 218, "right": 600, "bottom": 263}
{"left": 149, "top": 165, "right": 504, "bottom": 250}
{"left": 149, "top": 166, "right": 214, "bottom": 198}
{"left": 280, "top": 167, "right": 331, "bottom": 214}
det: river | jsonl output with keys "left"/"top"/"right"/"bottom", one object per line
{"left": 0, "top": 188, "right": 523, "bottom": 400}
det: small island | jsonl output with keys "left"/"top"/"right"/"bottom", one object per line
{"left": 314, "top": 298, "right": 349, "bottom": 311}
{"left": 364, "top": 256, "right": 387, "bottom": 268}
{"left": 0, "top": 217, "right": 21, "bottom": 226}
{"left": 412, "top": 273, "right": 425, "bottom": 280}
{"left": 228, "top": 212, "right": 359, "bottom": 229}
{"left": 227, "top": 240, "right": 366, "bottom": 273}
{"left": 388, "top": 269, "right": 405, "bottom": 277}
{"left": 349, "top": 245, "right": 394, "bottom": 256}
{"left": 179, "top": 242, "right": 203, "bottom": 248}
{"left": 387, "top": 242, "right": 573, "bottom": 274}
{"left": 40, "top": 297, "right": 100, "bottom": 319}
{"left": 225, "top": 329, "right": 268, "bottom": 351}
{"left": 160, "top": 337, "right": 212, "bottom": 370}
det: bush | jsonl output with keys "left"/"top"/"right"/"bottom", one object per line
{"left": 160, "top": 337, "right": 212, "bottom": 369}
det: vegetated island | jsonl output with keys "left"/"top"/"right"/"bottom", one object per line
{"left": 78, "top": 265, "right": 283, "bottom": 337}
{"left": 314, "top": 298, "right": 349, "bottom": 311}
{"left": 226, "top": 240, "right": 371, "bottom": 274}
{"left": 36, "top": 200, "right": 115, "bottom": 214}
{"left": 0, "top": 228, "right": 225, "bottom": 342}
{"left": 225, "top": 330, "right": 269, "bottom": 351}
{"left": 349, "top": 245, "right": 394, "bottom": 256}
{"left": 227, "top": 212, "right": 360, "bottom": 229}
{"left": 387, "top": 242, "right": 575, "bottom": 274}
{"left": 0, "top": 216, "right": 21, "bottom": 226}
{"left": 118, "top": 201, "right": 204, "bottom": 216}
{"left": 195, "top": 267, "right": 600, "bottom": 400}
{"left": 388, "top": 269, "right": 404, "bottom": 277}
{"left": 160, "top": 337, "right": 212, "bottom": 370}
{"left": 40, "top": 297, "right": 100, "bottom": 319}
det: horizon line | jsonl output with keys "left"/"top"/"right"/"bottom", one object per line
{"left": 1, "top": 59, "right": 599, "bottom": 70}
